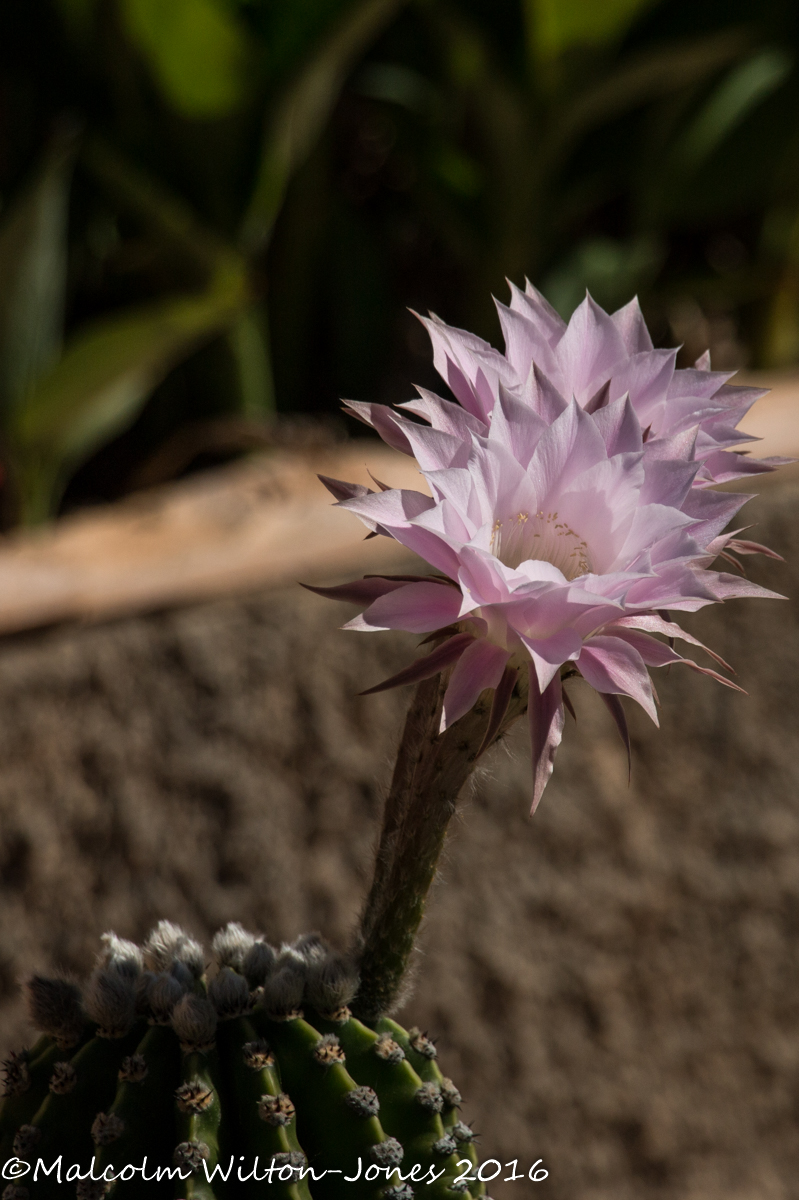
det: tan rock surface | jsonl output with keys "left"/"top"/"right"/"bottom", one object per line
{"left": 0, "top": 480, "right": 794, "bottom": 1199}
{"left": 0, "top": 444, "right": 424, "bottom": 634}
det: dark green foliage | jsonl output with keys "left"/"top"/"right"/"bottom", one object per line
{"left": 0, "top": 924, "right": 483, "bottom": 1200}
{"left": 0, "top": 0, "right": 404, "bottom": 525}
{"left": 5, "top": 0, "right": 799, "bottom": 523}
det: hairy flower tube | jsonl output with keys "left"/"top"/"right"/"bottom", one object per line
{"left": 310, "top": 288, "right": 785, "bottom": 809}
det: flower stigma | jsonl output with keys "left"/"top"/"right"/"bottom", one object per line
{"left": 490, "top": 510, "right": 592, "bottom": 579}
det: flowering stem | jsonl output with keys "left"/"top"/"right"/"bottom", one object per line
{"left": 351, "top": 669, "right": 528, "bottom": 1022}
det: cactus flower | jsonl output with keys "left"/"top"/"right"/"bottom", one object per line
{"left": 346, "top": 283, "right": 788, "bottom": 486}
{"left": 312, "top": 289, "right": 784, "bottom": 809}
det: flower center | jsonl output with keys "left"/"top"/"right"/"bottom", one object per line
{"left": 490, "top": 510, "right": 592, "bottom": 579}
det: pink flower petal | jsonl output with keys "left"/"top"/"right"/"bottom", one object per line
{"left": 399, "top": 388, "right": 487, "bottom": 439}
{"left": 495, "top": 299, "right": 542, "bottom": 381}
{"left": 521, "top": 629, "right": 583, "bottom": 690}
{"left": 528, "top": 400, "right": 607, "bottom": 501}
{"left": 529, "top": 666, "right": 565, "bottom": 813}
{"left": 702, "top": 573, "right": 786, "bottom": 603}
{"left": 301, "top": 577, "right": 408, "bottom": 606}
{"left": 611, "top": 297, "right": 654, "bottom": 354}
{"left": 606, "top": 629, "right": 747, "bottom": 694}
{"left": 510, "top": 279, "right": 566, "bottom": 347}
{"left": 666, "top": 366, "right": 736, "bottom": 401}
{"left": 477, "top": 664, "right": 520, "bottom": 757}
{"left": 318, "top": 475, "right": 373, "bottom": 502}
{"left": 360, "top": 632, "right": 475, "bottom": 694}
{"left": 528, "top": 363, "right": 569, "bottom": 422}
{"left": 339, "top": 487, "right": 434, "bottom": 527}
{"left": 397, "top": 419, "right": 472, "bottom": 471}
{"left": 727, "top": 538, "right": 784, "bottom": 561}
{"left": 440, "top": 639, "right": 510, "bottom": 730}
{"left": 577, "top": 635, "right": 659, "bottom": 724}
{"left": 555, "top": 294, "right": 628, "bottom": 399}
{"left": 591, "top": 395, "right": 642, "bottom": 456}
{"left": 346, "top": 581, "right": 463, "bottom": 633}
{"left": 488, "top": 387, "right": 548, "bottom": 468}
{"left": 604, "top": 613, "right": 733, "bottom": 671}
{"left": 418, "top": 312, "right": 517, "bottom": 422}
{"left": 599, "top": 691, "right": 631, "bottom": 778}
{"left": 603, "top": 349, "right": 676, "bottom": 416}
{"left": 342, "top": 400, "right": 414, "bottom": 455}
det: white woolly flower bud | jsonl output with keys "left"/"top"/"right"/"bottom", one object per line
{"left": 208, "top": 967, "right": 251, "bottom": 1020}
{"left": 258, "top": 965, "right": 305, "bottom": 1019}
{"left": 143, "top": 921, "right": 204, "bottom": 979}
{"left": 169, "top": 960, "right": 195, "bottom": 988}
{"left": 304, "top": 952, "right": 359, "bottom": 1013}
{"left": 242, "top": 939, "right": 277, "bottom": 988}
{"left": 142, "top": 972, "right": 187, "bottom": 1025}
{"left": 96, "top": 933, "right": 142, "bottom": 981}
{"left": 288, "top": 932, "right": 328, "bottom": 964}
{"left": 134, "top": 971, "right": 156, "bottom": 1017}
{"left": 83, "top": 969, "right": 137, "bottom": 1038}
{"left": 23, "top": 977, "right": 85, "bottom": 1048}
{"left": 211, "top": 923, "right": 255, "bottom": 972}
{"left": 171, "top": 994, "right": 217, "bottom": 1052}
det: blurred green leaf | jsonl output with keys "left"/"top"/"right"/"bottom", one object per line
{"left": 121, "top": 0, "right": 254, "bottom": 117}
{"left": 227, "top": 304, "right": 275, "bottom": 417}
{"left": 57, "top": 0, "right": 100, "bottom": 36}
{"left": 542, "top": 236, "right": 664, "bottom": 317}
{"left": 674, "top": 48, "right": 793, "bottom": 174}
{"left": 527, "top": 0, "right": 655, "bottom": 62}
{"left": 355, "top": 62, "right": 436, "bottom": 113}
{"left": 11, "top": 262, "right": 250, "bottom": 522}
{"left": 762, "top": 275, "right": 799, "bottom": 367}
{"left": 435, "top": 147, "right": 482, "bottom": 197}
{"left": 0, "top": 129, "right": 76, "bottom": 419}
{"left": 241, "top": 0, "right": 405, "bottom": 253}
{"left": 82, "top": 135, "right": 238, "bottom": 273}
{"left": 552, "top": 28, "right": 751, "bottom": 158}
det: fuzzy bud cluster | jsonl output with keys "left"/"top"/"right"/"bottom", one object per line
{"left": 23, "top": 922, "right": 360, "bottom": 1052}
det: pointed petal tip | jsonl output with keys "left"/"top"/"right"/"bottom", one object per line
{"left": 599, "top": 691, "right": 631, "bottom": 779}
{"left": 359, "top": 632, "right": 475, "bottom": 696}
{"left": 562, "top": 687, "right": 577, "bottom": 722}
{"left": 529, "top": 670, "right": 565, "bottom": 815}
{"left": 475, "top": 664, "right": 519, "bottom": 758}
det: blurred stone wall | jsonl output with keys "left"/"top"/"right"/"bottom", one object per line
{"left": 0, "top": 481, "right": 796, "bottom": 1200}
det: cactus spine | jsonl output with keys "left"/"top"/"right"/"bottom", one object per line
{"left": 0, "top": 923, "right": 483, "bottom": 1200}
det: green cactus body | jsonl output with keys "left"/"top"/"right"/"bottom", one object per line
{"left": 216, "top": 1016, "right": 312, "bottom": 1200}
{"left": 250, "top": 1012, "right": 391, "bottom": 1200}
{"left": 0, "top": 925, "right": 484, "bottom": 1200}
{"left": 375, "top": 1020, "right": 482, "bottom": 1199}
{"left": 0, "top": 1038, "right": 57, "bottom": 1160}
{"left": 307, "top": 1011, "right": 480, "bottom": 1200}
{"left": 94, "top": 1023, "right": 181, "bottom": 1196}
{"left": 24, "top": 1028, "right": 148, "bottom": 1200}
{"left": 174, "top": 1050, "right": 225, "bottom": 1200}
